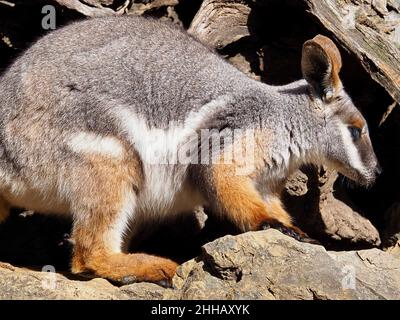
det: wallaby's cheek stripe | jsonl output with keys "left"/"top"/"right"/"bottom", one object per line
{"left": 68, "top": 132, "right": 125, "bottom": 158}
{"left": 338, "top": 122, "right": 365, "bottom": 173}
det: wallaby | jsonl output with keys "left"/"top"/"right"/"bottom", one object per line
{"left": 0, "top": 16, "right": 380, "bottom": 286}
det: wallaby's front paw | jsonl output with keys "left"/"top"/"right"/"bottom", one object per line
{"left": 261, "top": 220, "right": 320, "bottom": 245}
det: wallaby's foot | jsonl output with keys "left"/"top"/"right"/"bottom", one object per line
{"left": 72, "top": 252, "right": 178, "bottom": 288}
{"left": 261, "top": 219, "right": 320, "bottom": 244}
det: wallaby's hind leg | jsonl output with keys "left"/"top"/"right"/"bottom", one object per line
{"left": 70, "top": 155, "right": 177, "bottom": 286}
{"left": 195, "top": 164, "right": 313, "bottom": 242}
{"left": 0, "top": 197, "right": 10, "bottom": 224}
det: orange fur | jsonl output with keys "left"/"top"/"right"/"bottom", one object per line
{"left": 211, "top": 163, "right": 293, "bottom": 231}
{"left": 70, "top": 150, "right": 176, "bottom": 284}
{"left": 349, "top": 116, "right": 366, "bottom": 130}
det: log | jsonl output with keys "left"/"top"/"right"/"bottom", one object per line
{"left": 53, "top": 0, "right": 129, "bottom": 17}
{"left": 128, "top": 0, "right": 178, "bottom": 16}
{"left": 189, "top": 0, "right": 400, "bottom": 104}
{"left": 303, "top": 0, "right": 400, "bottom": 104}
{"left": 53, "top": 0, "right": 178, "bottom": 17}
{"left": 188, "top": 0, "right": 251, "bottom": 49}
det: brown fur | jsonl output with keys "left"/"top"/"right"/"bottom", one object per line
{"left": 312, "top": 35, "right": 342, "bottom": 94}
{"left": 302, "top": 35, "right": 343, "bottom": 100}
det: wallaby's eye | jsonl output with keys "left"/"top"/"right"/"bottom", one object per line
{"left": 349, "top": 126, "right": 362, "bottom": 141}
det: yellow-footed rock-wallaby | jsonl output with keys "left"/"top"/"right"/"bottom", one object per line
{"left": 0, "top": 16, "right": 380, "bottom": 286}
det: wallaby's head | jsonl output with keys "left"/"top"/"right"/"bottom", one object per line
{"left": 301, "top": 35, "right": 381, "bottom": 186}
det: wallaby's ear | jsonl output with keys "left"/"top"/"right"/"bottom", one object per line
{"left": 301, "top": 35, "right": 342, "bottom": 102}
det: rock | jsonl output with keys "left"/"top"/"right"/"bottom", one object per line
{"left": 174, "top": 230, "right": 400, "bottom": 300}
{"left": 319, "top": 195, "right": 380, "bottom": 245}
{"left": 190, "top": 0, "right": 400, "bottom": 102}
{"left": 188, "top": 0, "right": 251, "bottom": 49}
{"left": 382, "top": 202, "right": 400, "bottom": 247}
{"left": 120, "top": 282, "right": 178, "bottom": 299}
{"left": 284, "top": 168, "right": 381, "bottom": 246}
{"left": 128, "top": 0, "right": 179, "bottom": 16}
{"left": 0, "top": 262, "right": 128, "bottom": 300}
{"left": 227, "top": 52, "right": 261, "bottom": 80}
{"left": 285, "top": 170, "right": 309, "bottom": 197}
{"left": 386, "top": 240, "right": 400, "bottom": 258}
{"left": 1, "top": 230, "right": 399, "bottom": 299}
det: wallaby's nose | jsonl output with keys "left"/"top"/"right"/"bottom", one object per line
{"left": 375, "top": 163, "right": 383, "bottom": 176}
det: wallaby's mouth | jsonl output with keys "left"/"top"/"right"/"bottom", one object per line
{"left": 326, "top": 159, "right": 380, "bottom": 188}
{"left": 325, "top": 160, "right": 375, "bottom": 187}
{"left": 341, "top": 168, "right": 378, "bottom": 188}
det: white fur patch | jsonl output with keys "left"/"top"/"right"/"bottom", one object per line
{"left": 104, "top": 187, "right": 136, "bottom": 253}
{"left": 338, "top": 122, "right": 365, "bottom": 173}
{"left": 114, "top": 95, "right": 230, "bottom": 165}
{"left": 67, "top": 132, "right": 124, "bottom": 158}
{"left": 111, "top": 97, "right": 229, "bottom": 215}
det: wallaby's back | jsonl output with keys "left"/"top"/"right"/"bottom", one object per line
{"left": 1, "top": 16, "right": 252, "bottom": 127}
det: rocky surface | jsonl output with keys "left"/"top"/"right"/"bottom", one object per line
{"left": 1, "top": 230, "right": 399, "bottom": 300}
{"left": 284, "top": 168, "right": 381, "bottom": 247}
{"left": 0, "top": 262, "right": 127, "bottom": 299}
{"left": 174, "top": 230, "right": 400, "bottom": 300}
{"left": 383, "top": 202, "right": 400, "bottom": 246}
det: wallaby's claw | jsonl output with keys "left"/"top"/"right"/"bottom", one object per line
{"left": 58, "top": 233, "right": 75, "bottom": 247}
{"left": 19, "top": 210, "right": 34, "bottom": 218}
{"left": 299, "top": 236, "right": 321, "bottom": 245}
{"left": 261, "top": 221, "right": 320, "bottom": 245}
{"left": 156, "top": 279, "right": 173, "bottom": 289}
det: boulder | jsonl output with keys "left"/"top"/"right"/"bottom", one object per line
{"left": 0, "top": 262, "right": 128, "bottom": 300}
{"left": 2, "top": 230, "right": 399, "bottom": 300}
{"left": 284, "top": 168, "right": 381, "bottom": 246}
{"left": 174, "top": 229, "right": 400, "bottom": 300}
